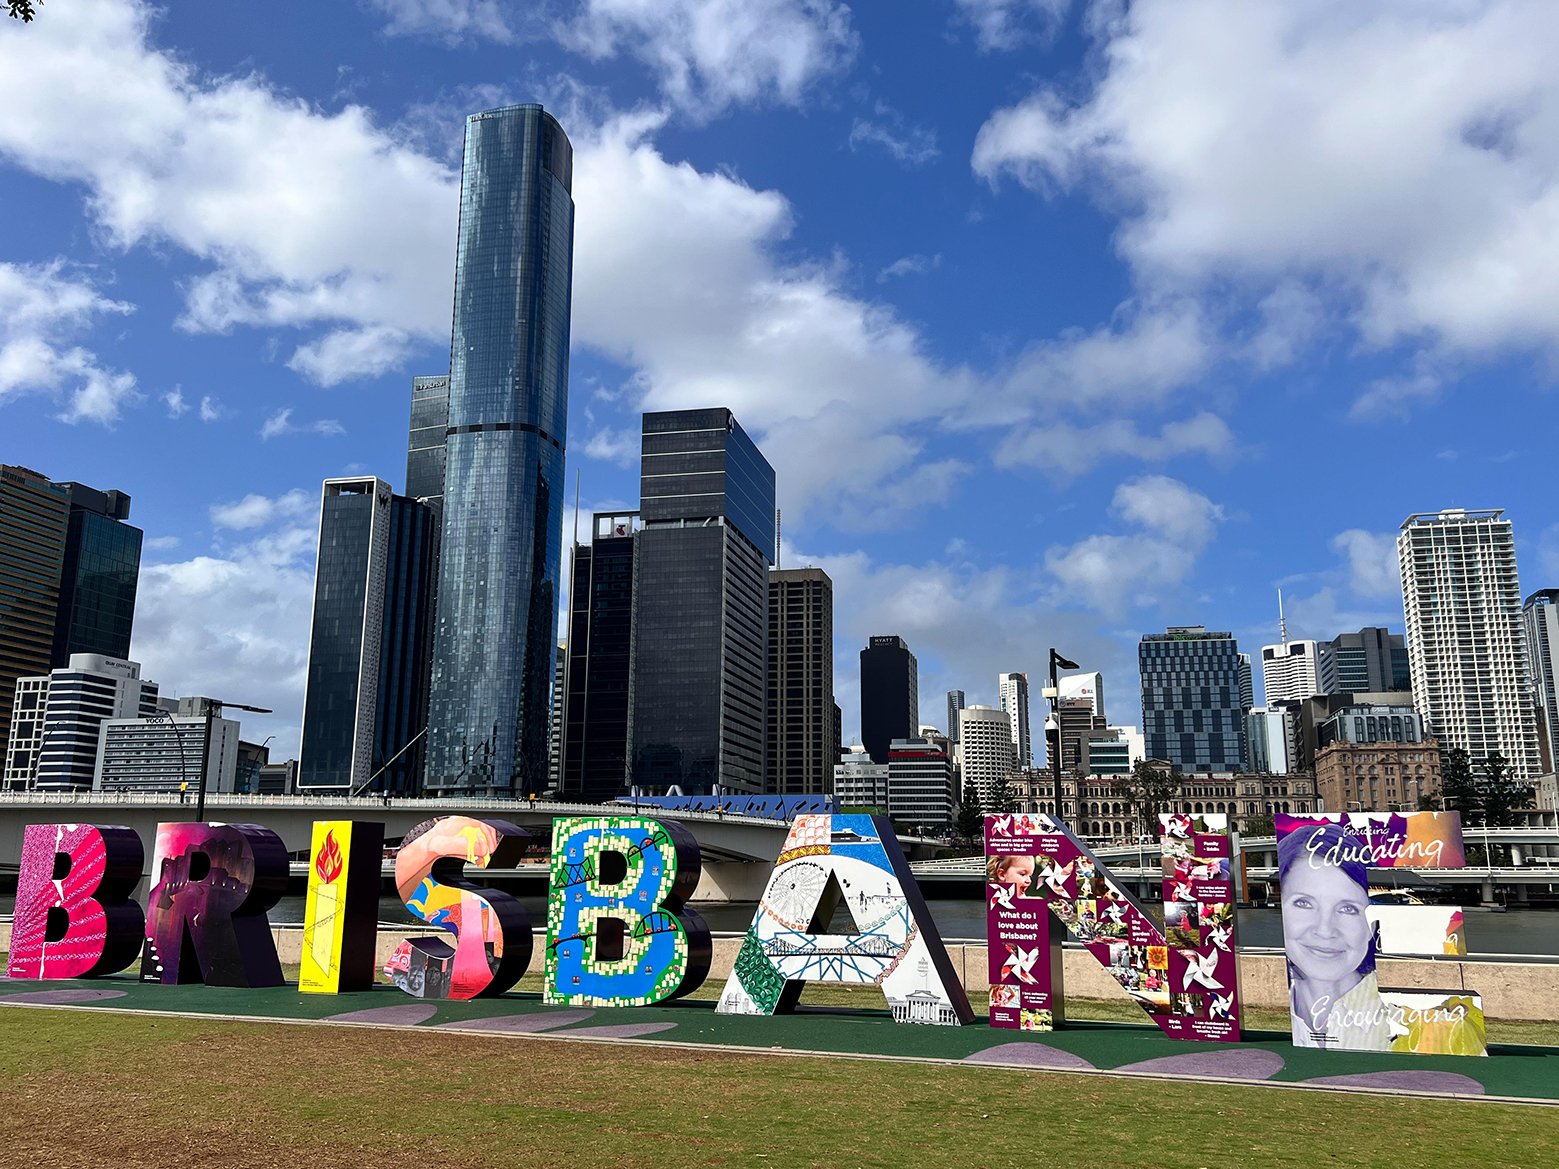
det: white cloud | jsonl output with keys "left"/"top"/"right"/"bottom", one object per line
{"left": 555, "top": 0, "right": 859, "bottom": 118}
{"left": 198, "top": 394, "right": 221, "bottom": 422}
{"left": 994, "top": 412, "right": 1234, "bottom": 479}
{"left": 582, "top": 426, "right": 640, "bottom": 465}
{"left": 877, "top": 253, "right": 941, "bottom": 282}
{"left": 1331, "top": 529, "right": 1401, "bottom": 597}
{"left": 369, "top": 0, "right": 515, "bottom": 43}
{"left": 848, "top": 106, "right": 939, "bottom": 166}
{"left": 0, "top": 0, "right": 458, "bottom": 386}
{"left": 163, "top": 388, "right": 189, "bottom": 417}
{"left": 806, "top": 544, "right": 1134, "bottom": 748}
{"left": 210, "top": 489, "right": 316, "bottom": 531}
{"left": 570, "top": 113, "right": 979, "bottom": 526}
{"left": 286, "top": 325, "right": 415, "bottom": 388}
{"left": 1045, "top": 475, "right": 1224, "bottom": 616}
{"left": 130, "top": 519, "right": 318, "bottom": 760}
{"left": 144, "top": 534, "right": 181, "bottom": 552}
{"left": 993, "top": 299, "right": 1213, "bottom": 420}
{"left": 954, "top": 0, "right": 1071, "bottom": 52}
{"left": 259, "top": 408, "right": 346, "bottom": 440}
{"left": 972, "top": 1, "right": 1559, "bottom": 408}
{"left": 0, "top": 259, "right": 139, "bottom": 425}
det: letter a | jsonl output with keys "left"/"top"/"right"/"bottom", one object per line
{"left": 717, "top": 813, "right": 973, "bottom": 1025}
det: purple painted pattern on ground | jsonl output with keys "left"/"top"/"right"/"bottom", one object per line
{"left": 1303, "top": 1071, "right": 1487, "bottom": 1095}
{"left": 963, "top": 1042, "right": 1096, "bottom": 1070}
{"left": 0, "top": 988, "right": 129, "bottom": 1005}
{"left": 1114, "top": 1049, "right": 1284, "bottom": 1080}
{"left": 323, "top": 1003, "right": 439, "bottom": 1027}
{"left": 563, "top": 1022, "right": 679, "bottom": 1039}
{"left": 434, "top": 1010, "right": 596, "bottom": 1033}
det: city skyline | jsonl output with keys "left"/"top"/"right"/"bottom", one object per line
{"left": 4, "top": 4, "right": 1559, "bottom": 760}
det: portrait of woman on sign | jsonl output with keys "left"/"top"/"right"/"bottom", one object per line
{"left": 1278, "top": 822, "right": 1390, "bottom": 1051}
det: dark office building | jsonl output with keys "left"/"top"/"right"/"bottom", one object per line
{"left": 946, "top": 689, "right": 965, "bottom": 743}
{"left": 406, "top": 375, "right": 450, "bottom": 520}
{"left": 299, "top": 478, "right": 435, "bottom": 794}
{"left": 767, "top": 567, "right": 834, "bottom": 795}
{"left": 0, "top": 466, "right": 69, "bottom": 751}
{"left": 49, "top": 482, "right": 141, "bottom": 668}
{"left": 860, "top": 635, "right": 917, "bottom": 765}
{"left": 561, "top": 512, "right": 638, "bottom": 802}
{"left": 425, "top": 104, "right": 575, "bottom": 796}
{"left": 1058, "top": 696, "right": 1108, "bottom": 772}
{"left": 630, "top": 408, "right": 776, "bottom": 795}
{"left": 1318, "top": 626, "right": 1411, "bottom": 695}
{"left": 1139, "top": 626, "right": 1248, "bottom": 773}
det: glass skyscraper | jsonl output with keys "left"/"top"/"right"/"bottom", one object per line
{"left": 860, "top": 635, "right": 917, "bottom": 765}
{"left": 299, "top": 478, "right": 435, "bottom": 794}
{"left": 562, "top": 512, "right": 639, "bottom": 802}
{"left": 425, "top": 104, "right": 575, "bottom": 796}
{"left": 630, "top": 408, "right": 776, "bottom": 795}
{"left": 1139, "top": 626, "right": 1249, "bottom": 773}
{"left": 49, "top": 482, "right": 141, "bottom": 668}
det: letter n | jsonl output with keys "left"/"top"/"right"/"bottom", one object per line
{"left": 7, "top": 823, "right": 144, "bottom": 980}
{"left": 985, "top": 812, "right": 1242, "bottom": 1042}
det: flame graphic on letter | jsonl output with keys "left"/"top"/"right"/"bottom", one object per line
{"left": 315, "top": 830, "right": 344, "bottom": 884}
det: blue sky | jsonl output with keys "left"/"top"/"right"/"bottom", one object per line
{"left": 3, "top": 0, "right": 1557, "bottom": 760}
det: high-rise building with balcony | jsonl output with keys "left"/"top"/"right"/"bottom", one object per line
{"left": 1260, "top": 639, "right": 1321, "bottom": 704}
{"left": 1524, "top": 589, "right": 1559, "bottom": 773}
{"left": 1398, "top": 509, "right": 1541, "bottom": 778}
{"left": 957, "top": 703, "right": 1016, "bottom": 810}
{"left": 629, "top": 408, "right": 776, "bottom": 795}
{"left": 997, "top": 671, "right": 1032, "bottom": 768}
{"left": 426, "top": 105, "right": 575, "bottom": 796}
{"left": 2, "top": 654, "right": 159, "bottom": 791}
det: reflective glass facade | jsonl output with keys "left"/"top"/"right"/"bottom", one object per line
{"left": 630, "top": 409, "right": 775, "bottom": 795}
{"left": 51, "top": 484, "right": 141, "bottom": 667}
{"left": 300, "top": 479, "right": 434, "bottom": 794}
{"left": 1139, "top": 627, "right": 1249, "bottom": 772}
{"left": 0, "top": 466, "right": 68, "bottom": 752}
{"left": 406, "top": 375, "right": 450, "bottom": 519}
{"left": 562, "top": 514, "right": 637, "bottom": 802}
{"left": 426, "top": 105, "right": 574, "bottom": 795}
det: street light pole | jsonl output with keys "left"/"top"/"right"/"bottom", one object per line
{"left": 1048, "top": 648, "right": 1079, "bottom": 823}
{"left": 194, "top": 697, "right": 272, "bottom": 822}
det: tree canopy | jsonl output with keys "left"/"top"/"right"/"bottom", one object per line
{"left": 1108, "top": 759, "right": 1184, "bottom": 836}
{"left": 1474, "top": 751, "right": 1535, "bottom": 827}
{"left": 7, "top": 2, "right": 39, "bottom": 22}
{"left": 952, "top": 776, "right": 984, "bottom": 852}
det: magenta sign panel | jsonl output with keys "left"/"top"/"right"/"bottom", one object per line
{"left": 985, "top": 812, "right": 1240, "bottom": 1042}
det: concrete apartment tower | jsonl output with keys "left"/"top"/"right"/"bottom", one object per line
{"left": 1398, "top": 509, "right": 1541, "bottom": 779}
{"left": 997, "top": 671, "right": 1032, "bottom": 767}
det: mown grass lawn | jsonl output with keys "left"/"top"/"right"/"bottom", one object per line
{"left": 0, "top": 1009, "right": 1554, "bottom": 1169}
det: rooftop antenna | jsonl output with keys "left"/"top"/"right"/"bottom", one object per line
{"left": 1277, "top": 587, "right": 1288, "bottom": 645}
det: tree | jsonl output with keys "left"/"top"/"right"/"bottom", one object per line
{"left": 1109, "top": 759, "right": 1183, "bottom": 838}
{"left": 7, "top": 2, "right": 40, "bottom": 22}
{"left": 952, "top": 776, "right": 984, "bottom": 853}
{"left": 1242, "top": 812, "right": 1275, "bottom": 839}
{"left": 1438, "top": 745, "right": 1480, "bottom": 818}
{"left": 989, "top": 770, "right": 1018, "bottom": 815}
{"left": 1475, "top": 752, "right": 1535, "bottom": 828}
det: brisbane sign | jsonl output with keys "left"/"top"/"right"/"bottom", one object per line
{"left": 5, "top": 809, "right": 1485, "bottom": 1057}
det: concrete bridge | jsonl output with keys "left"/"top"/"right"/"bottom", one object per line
{"left": 0, "top": 791, "right": 938, "bottom": 903}
{"left": 911, "top": 826, "right": 1559, "bottom": 906}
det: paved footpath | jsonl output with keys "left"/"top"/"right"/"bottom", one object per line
{"left": 4, "top": 974, "right": 1557, "bottom": 1106}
